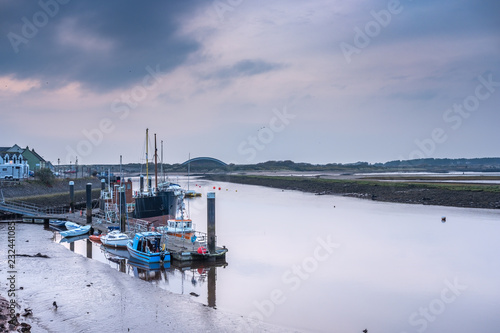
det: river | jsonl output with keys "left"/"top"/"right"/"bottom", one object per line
{"left": 54, "top": 176, "right": 500, "bottom": 332}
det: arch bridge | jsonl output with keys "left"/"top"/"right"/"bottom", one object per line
{"left": 181, "top": 157, "right": 228, "bottom": 167}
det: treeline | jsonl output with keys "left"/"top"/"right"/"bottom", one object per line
{"left": 88, "top": 157, "right": 500, "bottom": 174}
{"left": 225, "top": 158, "right": 500, "bottom": 172}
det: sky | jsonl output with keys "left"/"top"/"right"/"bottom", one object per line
{"left": 1, "top": 0, "right": 499, "bottom": 166}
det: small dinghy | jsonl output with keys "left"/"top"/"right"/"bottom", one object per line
{"left": 65, "top": 221, "right": 81, "bottom": 230}
{"left": 49, "top": 220, "right": 67, "bottom": 228}
{"left": 60, "top": 225, "right": 91, "bottom": 238}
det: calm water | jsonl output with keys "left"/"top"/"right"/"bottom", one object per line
{"left": 55, "top": 177, "right": 500, "bottom": 332}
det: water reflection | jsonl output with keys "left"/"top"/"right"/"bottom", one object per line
{"left": 53, "top": 231, "right": 227, "bottom": 309}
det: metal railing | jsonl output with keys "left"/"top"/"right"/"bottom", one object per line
{"left": 0, "top": 199, "right": 70, "bottom": 216}
{"left": 0, "top": 200, "right": 44, "bottom": 214}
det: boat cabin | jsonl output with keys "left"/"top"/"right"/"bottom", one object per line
{"left": 167, "top": 219, "right": 193, "bottom": 232}
{"left": 132, "top": 232, "right": 163, "bottom": 253}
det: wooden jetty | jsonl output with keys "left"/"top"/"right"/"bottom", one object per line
{"left": 0, "top": 181, "right": 228, "bottom": 263}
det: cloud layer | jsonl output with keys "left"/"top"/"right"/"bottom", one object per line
{"left": 1, "top": 0, "right": 499, "bottom": 165}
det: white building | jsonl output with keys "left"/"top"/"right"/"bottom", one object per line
{"left": 0, "top": 151, "right": 30, "bottom": 180}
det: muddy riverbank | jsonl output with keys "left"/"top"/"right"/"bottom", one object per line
{"left": 0, "top": 223, "right": 298, "bottom": 332}
{"left": 203, "top": 174, "right": 500, "bottom": 209}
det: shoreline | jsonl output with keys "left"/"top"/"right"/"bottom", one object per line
{"left": 0, "top": 223, "right": 298, "bottom": 333}
{"left": 202, "top": 174, "right": 500, "bottom": 209}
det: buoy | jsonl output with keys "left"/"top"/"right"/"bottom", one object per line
{"left": 218, "top": 187, "right": 221, "bottom": 190}
{"left": 197, "top": 246, "right": 207, "bottom": 254}
{"left": 441, "top": 216, "right": 446, "bottom": 223}
{"left": 213, "top": 186, "right": 216, "bottom": 189}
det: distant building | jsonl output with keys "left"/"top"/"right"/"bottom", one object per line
{"left": 0, "top": 144, "right": 50, "bottom": 177}
{"left": 0, "top": 145, "right": 30, "bottom": 180}
{"left": 22, "top": 146, "right": 48, "bottom": 171}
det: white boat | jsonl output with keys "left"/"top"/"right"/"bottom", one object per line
{"left": 60, "top": 225, "right": 91, "bottom": 238}
{"left": 65, "top": 221, "right": 81, "bottom": 229}
{"left": 157, "top": 219, "right": 195, "bottom": 240}
{"left": 156, "top": 198, "right": 195, "bottom": 239}
{"left": 101, "top": 230, "right": 130, "bottom": 248}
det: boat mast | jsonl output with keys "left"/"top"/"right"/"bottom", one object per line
{"left": 145, "top": 128, "right": 149, "bottom": 191}
{"left": 154, "top": 133, "right": 158, "bottom": 191}
{"left": 161, "top": 140, "right": 164, "bottom": 182}
{"left": 187, "top": 152, "right": 190, "bottom": 191}
{"left": 119, "top": 155, "right": 122, "bottom": 227}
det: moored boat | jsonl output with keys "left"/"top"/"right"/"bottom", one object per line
{"left": 101, "top": 230, "right": 130, "bottom": 248}
{"left": 49, "top": 220, "right": 67, "bottom": 228}
{"left": 126, "top": 232, "right": 170, "bottom": 263}
{"left": 184, "top": 190, "right": 201, "bottom": 198}
{"left": 89, "top": 234, "right": 103, "bottom": 243}
{"left": 158, "top": 218, "right": 195, "bottom": 240}
{"left": 65, "top": 221, "right": 81, "bottom": 230}
{"left": 60, "top": 225, "right": 91, "bottom": 238}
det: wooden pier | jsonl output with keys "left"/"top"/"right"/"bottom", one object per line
{"left": 0, "top": 184, "right": 228, "bottom": 263}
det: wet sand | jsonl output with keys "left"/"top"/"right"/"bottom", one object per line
{"left": 0, "top": 223, "right": 299, "bottom": 333}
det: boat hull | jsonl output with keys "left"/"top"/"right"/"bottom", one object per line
{"left": 133, "top": 190, "right": 179, "bottom": 222}
{"left": 102, "top": 239, "right": 129, "bottom": 248}
{"left": 60, "top": 225, "right": 91, "bottom": 238}
{"left": 89, "top": 234, "right": 102, "bottom": 243}
{"left": 127, "top": 241, "right": 170, "bottom": 263}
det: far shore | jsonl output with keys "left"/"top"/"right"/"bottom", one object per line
{"left": 202, "top": 174, "right": 500, "bottom": 209}
{"left": 1, "top": 173, "right": 499, "bottom": 212}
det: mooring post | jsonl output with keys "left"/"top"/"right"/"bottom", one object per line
{"left": 207, "top": 192, "right": 216, "bottom": 254}
{"left": 208, "top": 266, "right": 216, "bottom": 307}
{"left": 120, "top": 186, "right": 127, "bottom": 232}
{"left": 69, "top": 181, "right": 74, "bottom": 213}
{"left": 140, "top": 175, "right": 144, "bottom": 193}
{"left": 86, "top": 183, "right": 92, "bottom": 225}
{"left": 99, "top": 179, "right": 106, "bottom": 213}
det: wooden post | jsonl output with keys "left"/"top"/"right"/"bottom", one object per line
{"left": 86, "top": 183, "right": 92, "bottom": 225}
{"left": 120, "top": 187, "right": 126, "bottom": 232}
{"left": 207, "top": 192, "right": 216, "bottom": 254}
{"left": 69, "top": 181, "right": 74, "bottom": 213}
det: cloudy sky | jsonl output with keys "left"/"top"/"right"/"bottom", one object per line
{"left": 1, "top": 0, "right": 499, "bottom": 165}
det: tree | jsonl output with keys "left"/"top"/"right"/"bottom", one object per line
{"left": 36, "top": 168, "right": 55, "bottom": 186}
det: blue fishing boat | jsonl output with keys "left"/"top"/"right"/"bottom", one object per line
{"left": 126, "top": 232, "right": 170, "bottom": 263}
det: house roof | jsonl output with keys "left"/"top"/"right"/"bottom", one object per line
{"left": 25, "top": 148, "right": 46, "bottom": 162}
{"left": 1, "top": 145, "right": 46, "bottom": 162}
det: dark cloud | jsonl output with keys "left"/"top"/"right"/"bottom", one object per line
{"left": 207, "top": 59, "right": 285, "bottom": 80}
{"left": 0, "top": 1, "right": 207, "bottom": 91}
